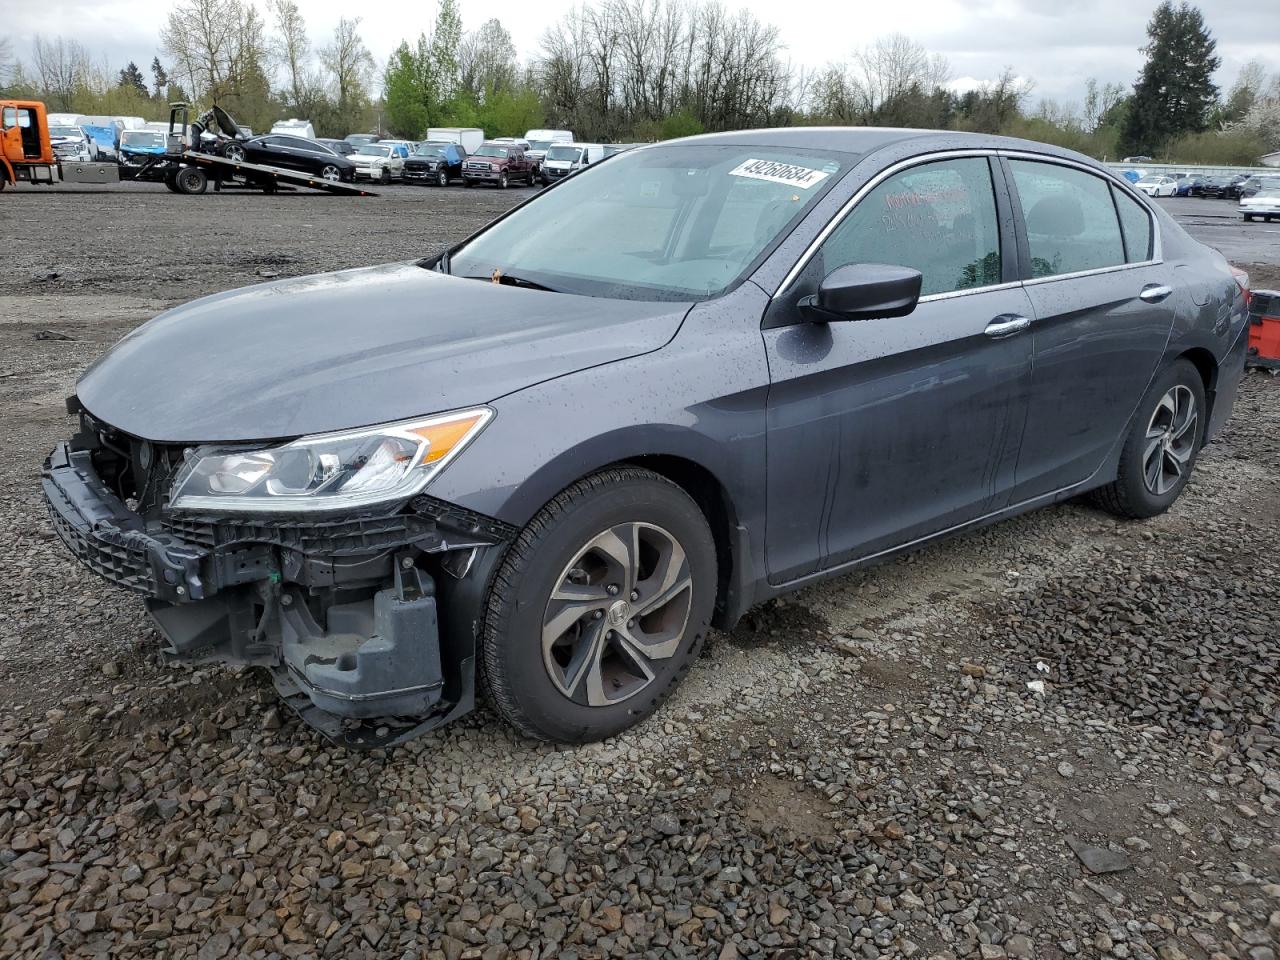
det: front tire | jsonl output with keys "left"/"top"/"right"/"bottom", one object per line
{"left": 380, "top": 168, "right": 391, "bottom": 185}
{"left": 481, "top": 468, "right": 716, "bottom": 743}
{"left": 499, "top": 171, "right": 509, "bottom": 189}
{"left": 437, "top": 168, "right": 448, "bottom": 187}
{"left": 1093, "top": 359, "right": 1206, "bottom": 519}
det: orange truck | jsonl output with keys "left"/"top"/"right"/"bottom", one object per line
{"left": 1, "top": 99, "right": 118, "bottom": 189}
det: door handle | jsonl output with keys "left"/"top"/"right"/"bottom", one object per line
{"left": 1139, "top": 283, "right": 1173, "bottom": 303}
{"left": 984, "top": 314, "right": 1031, "bottom": 338}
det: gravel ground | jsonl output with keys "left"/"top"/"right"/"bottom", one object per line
{"left": 2, "top": 181, "right": 1279, "bottom": 960}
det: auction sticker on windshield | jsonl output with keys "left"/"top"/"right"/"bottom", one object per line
{"left": 729, "top": 158, "right": 830, "bottom": 189}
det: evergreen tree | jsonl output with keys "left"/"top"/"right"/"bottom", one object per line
{"left": 119, "top": 60, "right": 149, "bottom": 96}
{"left": 1121, "top": 2, "right": 1220, "bottom": 155}
{"left": 151, "top": 56, "right": 169, "bottom": 98}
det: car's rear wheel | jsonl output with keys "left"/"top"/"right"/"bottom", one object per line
{"left": 174, "top": 166, "right": 207, "bottom": 195}
{"left": 1244, "top": 214, "right": 1254, "bottom": 222}
{"left": 481, "top": 468, "right": 716, "bottom": 743}
{"left": 1093, "top": 359, "right": 1205, "bottom": 519}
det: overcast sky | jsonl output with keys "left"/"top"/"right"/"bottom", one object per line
{"left": 9, "top": 0, "right": 1280, "bottom": 109}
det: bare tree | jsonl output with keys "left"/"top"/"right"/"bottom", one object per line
{"left": 458, "top": 19, "right": 518, "bottom": 101}
{"left": 0, "top": 37, "right": 13, "bottom": 88}
{"left": 31, "top": 35, "right": 93, "bottom": 110}
{"left": 320, "top": 17, "right": 374, "bottom": 118}
{"left": 268, "top": 0, "right": 317, "bottom": 110}
{"left": 851, "top": 34, "right": 949, "bottom": 119}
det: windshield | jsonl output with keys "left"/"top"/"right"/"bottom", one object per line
{"left": 121, "top": 131, "right": 164, "bottom": 148}
{"left": 50, "top": 125, "right": 82, "bottom": 138}
{"left": 415, "top": 145, "right": 446, "bottom": 157}
{"left": 547, "top": 146, "right": 583, "bottom": 162}
{"left": 449, "top": 144, "right": 848, "bottom": 302}
{"left": 357, "top": 145, "right": 390, "bottom": 157}
{"left": 474, "top": 145, "right": 509, "bottom": 158}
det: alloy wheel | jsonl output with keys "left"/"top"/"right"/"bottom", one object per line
{"left": 321, "top": 165, "right": 340, "bottom": 182}
{"left": 1143, "top": 385, "right": 1197, "bottom": 496}
{"left": 225, "top": 144, "right": 244, "bottom": 162}
{"left": 541, "top": 522, "right": 693, "bottom": 707}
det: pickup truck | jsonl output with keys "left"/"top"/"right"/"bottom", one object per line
{"left": 462, "top": 142, "right": 536, "bottom": 188}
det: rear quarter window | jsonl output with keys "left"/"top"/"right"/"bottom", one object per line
{"left": 1112, "top": 187, "right": 1154, "bottom": 263}
{"left": 1009, "top": 160, "right": 1126, "bottom": 278}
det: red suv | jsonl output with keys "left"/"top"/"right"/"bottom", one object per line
{"left": 462, "top": 142, "right": 536, "bottom": 188}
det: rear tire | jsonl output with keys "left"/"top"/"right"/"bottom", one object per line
{"left": 1243, "top": 214, "right": 1254, "bottom": 222}
{"left": 481, "top": 468, "right": 716, "bottom": 743}
{"left": 174, "top": 167, "right": 207, "bottom": 195}
{"left": 1092, "top": 359, "right": 1206, "bottom": 519}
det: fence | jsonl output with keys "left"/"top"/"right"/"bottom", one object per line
{"left": 1102, "top": 161, "right": 1277, "bottom": 179}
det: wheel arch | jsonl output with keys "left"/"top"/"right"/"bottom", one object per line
{"left": 464, "top": 428, "right": 759, "bottom": 631}
{"left": 617, "top": 453, "right": 744, "bottom": 630}
{"left": 1175, "top": 345, "right": 1219, "bottom": 424}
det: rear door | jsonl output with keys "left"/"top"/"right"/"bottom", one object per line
{"left": 763, "top": 154, "right": 1035, "bottom": 582}
{"left": 1002, "top": 156, "right": 1175, "bottom": 502}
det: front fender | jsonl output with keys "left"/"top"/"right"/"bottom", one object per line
{"left": 425, "top": 283, "right": 774, "bottom": 613}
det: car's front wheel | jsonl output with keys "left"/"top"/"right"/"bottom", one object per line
{"left": 380, "top": 167, "right": 391, "bottom": 185}
{"left": 481, "top": 468, "right": 716, "bottom": 743}
{"left": 437, "top": 168, "right": 448, "bottom": 187}
{"left": 1093, "top": 359, "right": 1206, "bottom": 519}
{"left": 320, "top": 164, "right": 340, "bottom": 182}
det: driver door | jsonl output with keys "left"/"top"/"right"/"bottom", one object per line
{"left": 763, "top": 155, "right": 1035, "bottom": 582}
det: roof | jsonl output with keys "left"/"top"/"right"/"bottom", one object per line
{"left": 670, "top": 126, "right": 1099, "bottom": 168}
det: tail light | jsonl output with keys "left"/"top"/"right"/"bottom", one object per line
{"left": 1230, "top": 266, "right": 1251, "bottom": 310}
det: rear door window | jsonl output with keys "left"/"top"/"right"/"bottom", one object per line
{"left": 817, "top": 156, "right": 1002, "bottom": 297}
{"left": 1009, "top": 160, "right": 1126, "bottom": 278}
{"left": 1112, "top": 187, "right": 1154, "bottom": 263}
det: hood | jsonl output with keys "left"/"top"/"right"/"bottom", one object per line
{"left": 76, "top": 263, "right": 689, "bottom": 443}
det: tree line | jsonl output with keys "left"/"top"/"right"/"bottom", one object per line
{"left": 0, "top": 0, "right": 1276, "bottom": 164}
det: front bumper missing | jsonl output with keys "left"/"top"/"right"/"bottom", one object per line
{"left": 42, "top": 440, "right": 513, "bottom": 747}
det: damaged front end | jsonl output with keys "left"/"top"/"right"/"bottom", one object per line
{"left": 42, "top": 408, "right": 514, "bottom": 748}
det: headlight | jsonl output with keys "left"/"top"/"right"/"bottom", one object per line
{"left": 490, "top": 163, "right": 500, "bottom": 171}
{"left": 168, "top": 409, "right": 492, "bottom": 512}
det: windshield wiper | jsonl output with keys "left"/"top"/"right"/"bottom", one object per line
{"left": 463, "top": 270, "right": 562, "bottom": 293}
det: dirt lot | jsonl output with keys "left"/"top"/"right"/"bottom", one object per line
{"left": 1, "top": 183, "right": 1278, "bottom": 960}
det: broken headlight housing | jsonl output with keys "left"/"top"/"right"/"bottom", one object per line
{"left": 167, "top": 409, "right": 492, "bottom": 513}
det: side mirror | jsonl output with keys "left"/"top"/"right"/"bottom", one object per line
{"left": 801, "top": 263, "right": 923, "bottom": 322}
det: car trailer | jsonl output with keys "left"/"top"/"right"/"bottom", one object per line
{"left": 134, "top": 149, "right": 378, "bottom": 196}
{"left": 123, "top": 103, "right": 379, "bottom": 197}
{"left": 2, "top": 99, "right": 376, "bottom": 197}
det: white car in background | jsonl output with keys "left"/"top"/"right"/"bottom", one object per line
{"left": 1136, "top": 175, "right": 1177, "bottom": 198}
{"left": 1240, "top": 185, "right": 1280, "bottom": 222}
{"left": 351, "top": 143, "right": 406, "bottom": 184}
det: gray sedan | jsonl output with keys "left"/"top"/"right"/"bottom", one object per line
{"left": 42, "top": 128, "right": 1250, "bottom": 747}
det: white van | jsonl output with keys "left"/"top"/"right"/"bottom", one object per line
{"left": 540, "top": 142, "right": 604, "bottom": 184}
{"left": 524, "top": 128, "right": 574, "bottom": 167}
{"left": 427, "top": 128, "right": 485, "bottom": 155}
{"left": 271, "top": 118, "right": 316, "bottom": 139}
